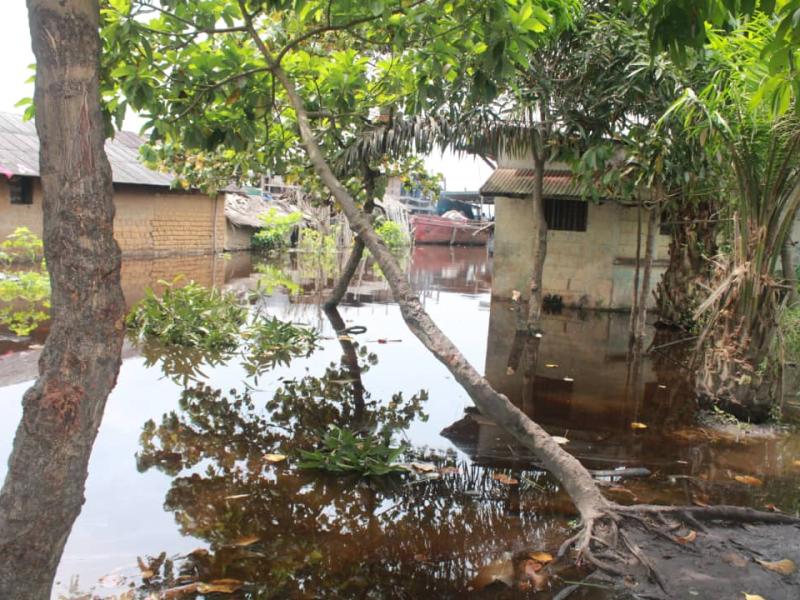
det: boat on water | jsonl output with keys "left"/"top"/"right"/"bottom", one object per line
{"left": 411, "top": 213, "right": 493, "bottom": 246}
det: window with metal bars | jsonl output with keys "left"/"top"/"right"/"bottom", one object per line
{"left": 9, "top": 176, "right": 33, "bottom": 205}
{"left": 544, "top": 197, "right": 587, "bottom": 231}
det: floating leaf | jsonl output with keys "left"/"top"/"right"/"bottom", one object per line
{"left": 469, "top": 557, "right": 515, "bottom": 591}
{"left": 231, "top": 535, "right": 259, "bottom": 547}
{"left": 492, "top": 473, "right": 519, "bottom": 485}
{"left": 518, "top": 559, "right": 549, "bottom": 591}
{"left": 742, "top": 595, "right": 766, "bottom": 600}
{"left": 198, "top": 579, "right": 244, "bottom": 593}
{"left": 756, "top": 558, "right": 797, "bottom": 575}
{"left": 734, "top": 475, "right": 763, "bottom": 487}
{"left": 264, "top": 453, "right": 287, "bottom": 463}
{"left": 528, "top": 551, "right": 553, "bottom": 563}
{"left": 630, "top": 422, "right": 648, "bottom": 429}
{"left": 675, "top": 530, "right": 697, "bottom": 544}
{"left": 409, "top": 461, "right": 437, "bottom": 473}
{"left": 722, "top": 552, "right": 748, "bottom": 568}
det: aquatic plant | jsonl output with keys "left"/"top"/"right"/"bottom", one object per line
{"left": 127, "top": 279, "right": 317, "bottom": 384}
{"left": 298, "top": 425, "right": 408, "bottom": 476}
{"left": 126, "top": 279, "right": 247, "bottom": 351}
{"left": 241, "top": 316, "right": 318, "bottom": 380}
{"left": 252, "top": 208, "right": 303, "bottom": 251}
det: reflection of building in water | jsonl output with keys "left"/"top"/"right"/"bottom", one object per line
{"left": 443, "top": 299, "right": 696, "bottom": 470}
{"left": 120, "top": 253, "right": 234, "bottom": 307}
{"left": 410, "top": 246, "right": 491, "bottom": 296}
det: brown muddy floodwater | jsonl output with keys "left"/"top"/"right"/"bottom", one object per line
{"left": 1, "top": 247, "right": 799, "bottom": 599}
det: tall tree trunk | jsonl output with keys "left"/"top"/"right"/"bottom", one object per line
{"left": 629, "top": 197, "right": 643, "bottom": 344}
{"left": 325, "top": 165, "right": 377, "bottom": 309}
{"left": 781, "top": 237, "right": 797, "bottom": 306}
{"left": 655, "top": 198, "right": 717, "bottom": 328}
{"left": 631, "top": 199, "right": 659, "bottom": 361}
{"left": 0, "top": 2, "right": 126, "bottom": 598}
{"left": 263, "top": 57, "right": 609, "bottom": 522}
{"left": 526, "top": 156, "right": 548, "bottom": 328}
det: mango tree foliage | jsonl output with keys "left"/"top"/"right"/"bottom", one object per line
{"left": 101, "top": 0, "right": 578, "bottom": 193}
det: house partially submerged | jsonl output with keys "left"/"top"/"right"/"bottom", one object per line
{"left": 0, "top": 112, "right": 225, "bottom": 256}
{"left": 480, "top": 155, "right": 669, "bottom": 309}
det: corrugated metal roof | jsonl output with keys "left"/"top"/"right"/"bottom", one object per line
{"left": 0, "top": 112, "right": 175, "bottom": 187}
{"left": 479, "top": 168, "right": 585, "bottom": 199}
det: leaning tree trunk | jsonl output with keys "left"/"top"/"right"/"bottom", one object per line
{"left": 655, "top": 198, "right": 718, "bottom": 328}
{"left": 238, "top": 16, "right": 800, "bottom": 592}
{"left": 262, "top": 60, "right": 608, "bottom": 522}
{"left": 0, "top": 2, "right": 126, "bottom": 598}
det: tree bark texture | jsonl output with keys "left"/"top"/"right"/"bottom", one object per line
{"left": 631, "top": 200, "right": 659, "bottom": 361}
{"left": 0, "top": 2, "right": 126, "bottom": 598}
{"left": 655, "top": 199, "right": 718, "bottom": 328}
{"left": 526, "top": 156, "right": 548, "bottom": 328}
{"left": 265, "top": 58, "right": 609, "bottom": 522}
{"left": 781, "top": 237, "right": 798, "bottom": 307}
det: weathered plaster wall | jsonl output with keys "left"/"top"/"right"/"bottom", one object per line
{"left": 0, "top": 179, "right": 225, "bottom": 256}
{"left": 492, "top": 195, "right": 669, "bottom": 309}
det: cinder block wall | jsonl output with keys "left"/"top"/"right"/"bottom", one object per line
{"left": 492, "top": 195, "right": 670, "bottom": 310}
{"left": 0, "top": 179, "right": 225, "bottom": 257}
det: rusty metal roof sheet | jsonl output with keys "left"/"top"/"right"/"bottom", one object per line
{"left": 479, "top": 168, "right": 585, "bottom": 199}
{"left": 0, "top": 112, "right": 175, "bottom": 187}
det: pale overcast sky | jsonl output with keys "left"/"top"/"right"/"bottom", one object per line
{"left": 0, "top": 4, "right": 491, "bottom": 191}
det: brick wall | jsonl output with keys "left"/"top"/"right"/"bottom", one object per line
{"left": 0, "top": 179, "right": 226, "bottom": 257}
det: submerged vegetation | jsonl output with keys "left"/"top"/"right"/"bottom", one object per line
{"left": 126, "top": 280, "right": 247, "bottom": 351}
{"left": 127, "top": 278, "right": 317, "bottom": 384}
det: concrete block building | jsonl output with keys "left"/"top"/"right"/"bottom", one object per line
{"left": 0, "top": 112, "right": 225, "bottom": 257}
{"left": 480, "top": 154, "right": 670, "bottom": 310}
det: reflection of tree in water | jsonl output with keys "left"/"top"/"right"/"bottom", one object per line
{"left": 135, "top": 358, "right": 571, "bottom": 597}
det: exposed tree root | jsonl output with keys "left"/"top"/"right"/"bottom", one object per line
{"left": 558, "top": 502, "right": 800, "bottom": 597}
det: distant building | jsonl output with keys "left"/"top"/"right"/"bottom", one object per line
{"left": 0, "top": 112, "right": 225, "bottom": 257}
{"left": 480, "top": 152, "right": 670, "bottom": 310}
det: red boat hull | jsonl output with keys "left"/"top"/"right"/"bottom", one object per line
{"left": 411, "top": 215, "right": 491, "bottom": 246}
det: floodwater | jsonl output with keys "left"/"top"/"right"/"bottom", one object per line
{"left": 1, "top": 247, "right": 799, "bottom": 599}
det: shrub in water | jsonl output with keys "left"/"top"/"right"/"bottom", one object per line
{"left": 251, "top": 209, "right": 303, "bottom": 251}
{"left": 126, "top": 279, "right": 246, "bottom": 351}
{"left": 375, "top": 220, "right": 410, "bottom": 250}
{"left": 0, "top": 228, "right": 50, "bottom": 335}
